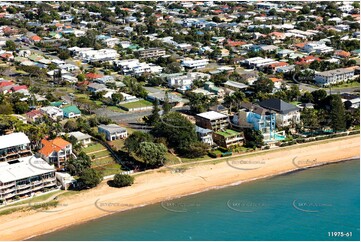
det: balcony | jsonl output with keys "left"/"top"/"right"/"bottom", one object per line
{"left": 3, "top": 193, "right": 16, "bottom": 199}
{"left": 16, "top": 183, "right": 32, "bottom": 189}
{"left": 17, "top": 188, "right": 31, "bottom": 195}
{"left": 44, "top": 182, "right": 56, "bottom": 187}
{"left": 0, "top": 182, "right": 16, "bottom": 189}
{"left": 1, "top": 187, "right": 15, "bottom": 194}
{"left": 32, "top": 180, "right": 44, "bottom": 186}
{"left": 43, "top": 177, "right": 56, "bottom": 182}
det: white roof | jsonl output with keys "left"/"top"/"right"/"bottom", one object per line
{"left": 0, "top": 156, "right": 55, "bottom": 183}
{"left": 0, "top": 132, "right": 30, "bottom": 150}
{"left": 69, "top": 131, "right": 91, "bottom": 140}
{"left": 197, "top": 111, "right": 227, "bottom": 120}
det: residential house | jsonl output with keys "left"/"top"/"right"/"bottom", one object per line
{"left": 195, "top": 126, "right": 213, "bottom": 146}
{"left": 224, "top": 81, "right": 249, "bottom": 91}
{"left": 181, "top": 59, "right": 209, "bottom": 69}
{"left": 258, "top": 98, "right": 300, "bottom": 127}
{"left": 295, "top": 55, "right": 321, "bottom": 66}
{"left": 303, "top": 41, "right": 334, "bottom": 54}
{"left": 40, "top": 106, "right": 63, "bottom": 120}
{"left": 39, "top": 137, "right": 73, "bottom": 168}
{"left": 87, "top": 83, "right": 107, "bottom": 93}
{"left": 69, "top": 131, "right": 92, "bottom": 147}
{"left": 62, "top": 105, "right": 81, "bottom": 119}
{"left": 234, "top": 102, "right": 283, "bottom": 141}
{"left": 25, "top": 109, "right": 44, "bottom": 123}
{"left": 98, "top": 124, "right": 128, "bottom": 141}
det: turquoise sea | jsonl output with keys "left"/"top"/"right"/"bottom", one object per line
{"left": 32, "top": 159, "right": 360, "bottom": 241}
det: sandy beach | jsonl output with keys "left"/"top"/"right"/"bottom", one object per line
{"left": 0, "top": 135, "right": 359, "bottom": 241}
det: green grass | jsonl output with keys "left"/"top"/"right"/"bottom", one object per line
{"left": 110, "top": 139, "right": 125, "bottom": 150}
{"left": 82, "top": 143, "right": 105, "bottom": 153}
{"left": 1, "top": 190, "right": 63, "bottom": 208}
{"left": 215, "top": 129, "right": 240, "bottom": 138}
{"left": 107, "top": 106, "right": 126, "bottom": 113}
{"left": 74, "top": 93, "right": 89, "bottom": 99}
{"left": 325, "top": 81, "right": 360, "bottom": 90}
{"left": 94, "top": 163, "right": 122, "bottom": 176}
{"left": 92, "top": 157, "right": 115, "bottom": 167}
{"left": 95, "top": 100, "right": 103, "bottom": 106}
{"left": 0, "top": 207, "right": 27, "bottom": 216}
{"left": 164, "top": 152, "right": 180, "bottom": 165}
{"left": 89, "top": 150, "right": 111, "bottom": 159}
{"left": 119, "top": 100, "right": 153, "bottom": 109}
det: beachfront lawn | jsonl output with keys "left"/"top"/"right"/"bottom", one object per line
{"left": 94, "top": 163, "right": 122, "bottom": 176}
{"left": 1, "top": 190, "right": 64, "bottom": 208}
{"left": 92, "top": 156, "right": 114, "bottom": 165}
{"left": 119, "top": 100, "right": 153, "bottom": 109}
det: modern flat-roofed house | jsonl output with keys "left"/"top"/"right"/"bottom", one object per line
{"left": 69, "top": 131, "right": 92, "bottom": 147}
{"left": 258, "top": 98, "right": 300, "bottom": 127}
{"left": 62, "top": 105, "right": 81, "bottom": 118}
{"left": 0, "top": 132, "right": 32, "bottom": 162}
{"left": 138, "top": 48, "right": 166, "bottom": 58}
{"left": 0, "top": 156, "right": 56, "bottom": 202}
{"left": 39, "top": 137, "right": 73, "bottom": 168}
{"left": 196, "top": 111, "right": 228, "bottom": 131}
{"left": 195, "top": 126, "right": 213, "bottom": 146}
{"left": 40, "top": 106, "right": 63, "bottom": 121}
{"left": 181, "top": 59, "right": 209, "bottom": 69}
{"left": 314, "top": 68, "right": 356, "bottom": 86}
{"left": 224, "top": 81, "right": 249, "bottom": 91}
{"left": 213, "top": 129, "right": 244, "bottom": 148}
{"left": 98, "top": 124, "right": 128, "bottom": 141}
{"left": 235, "top": 102, "right": 281, "bottom": 141}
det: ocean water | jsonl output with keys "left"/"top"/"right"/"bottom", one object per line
{"left": 32, "top": 159, "right": 360, "bottom": 241}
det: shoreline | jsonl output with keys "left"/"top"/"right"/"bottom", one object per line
{"left": 27, "top": 157, "right": 359, "bottom": 241}
{"left": 0, "top": 135, "right": 359, "bottom": 241}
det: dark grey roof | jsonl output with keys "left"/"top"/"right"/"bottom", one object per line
{"left": 240, "top": 102, "right": 275, "bottom": 115}
{"left": 258, "top": 98, "right": 299, "bottom": 114}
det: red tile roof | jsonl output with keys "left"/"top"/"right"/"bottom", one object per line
{"left": 269, "top": 62, "right": 288, "bottom": 68}
{"left": 26, "top": 109, "right": 43, "bottom": 118}
{"left": 295, "top": 56, "right": 321, "bottom": 65}
{"left": 11, "top": 85, "right": 27, "bottom": 92}
{"left": 335, "top": 50, "right": 351, "bottom": 58}
{"left": 227, "top": 39, "right": 247, "bottom": 47}
{"left": 85, "top": 73, "right": 103, "bottom": 79}
{"left": 0, "top": 81, "right": 14, "bottom": 88}
{"left": 31, "top": 35, "right": 42, "bottom": 41}
{"left": 39, "top": 137, "right": 71, "bottom": 157}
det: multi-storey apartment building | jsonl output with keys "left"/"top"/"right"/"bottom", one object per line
{"left": 138, "top": 48, "right": 166, "bottom": 58}
{"left": 195, "top": 111, "right": 229, "bottom": 131}
{"left": 314, "top": 67, "right": 356, "bottom": 86}
{"left": 0, "top": 132, "right": 32, "bottom": 163}
{"left": 0, "top": 156, "right": 56, "bottom": 202}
